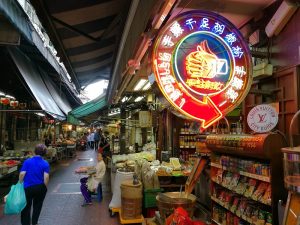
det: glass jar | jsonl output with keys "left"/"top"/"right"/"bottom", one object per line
{"left": 282, "top": 146, "right": 300, "bottom": 193}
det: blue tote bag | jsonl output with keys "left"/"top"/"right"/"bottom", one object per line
{"left": 4, "top": 182, "right": 27, "bottom": 214}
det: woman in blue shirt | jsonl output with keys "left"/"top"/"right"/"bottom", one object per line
{"left": 19, "top": 144, "right": 50, "bottom": 225}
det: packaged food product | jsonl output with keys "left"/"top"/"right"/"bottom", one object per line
{"left": 251, "top": 208, "right": 260, "bottom": 224}
{"left": 170, "top": 157, "right": 181, "bottom": 170}
{"left": 216, "top": 169, "right": 223, "bottom": 183}
{"left": 235, "top": 177, "right": 248, "bottom": 194}
{"left": 222, "top": 172, "right": 233, "bottom": 187}
{"left": 252, "top": 182, "right": 268, "bottom": 201}
{"left": 230, "top": 197, "right": 240, "bottom": 213}
{"left": 261, "top": 184, "right": 271, "bottom": 205}
{"left": 212, "top": 185, "right": 217, "bottom": 198}
{"left": 265, "top": 212, "right": 272, "bottom": 225}
{"left": 219, "top": 190, "right": 226, "bottom": 202}
{"left": 233, "top": 216, "right": 240, "bottom": 225}
{"left": 254, "top": 210, "right": 266, "bottom": 225}
{"left": 229, "top": 173, "right": 240, "bottom": 188}
{"left": 226, "top": 211, "right": 234, "bottom": 225}
{"left": 224, "top": 192, "right": 234, "bottom": 208}
{"left": 244, "top": 179, "right": 257, "bottom": 197}
{"left": 236, "top": 199, "right": 247, "bottom": 217}
{"left": 244, "top": 204, "right": 253, "bottom": 219}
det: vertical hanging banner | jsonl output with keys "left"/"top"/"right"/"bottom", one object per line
{"left": 152, "top": 10, "right": 252, "bottom": 129}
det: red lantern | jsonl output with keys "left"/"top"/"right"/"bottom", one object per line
{"left": 10, "top": 101, "right": 19, "bottom": 108}
{"left": 1, "top": 98, "right": 10, "bottom": 105}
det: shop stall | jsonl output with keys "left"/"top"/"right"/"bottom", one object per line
{"left": 207, "top": 133, "right": 286, "bottom": 225}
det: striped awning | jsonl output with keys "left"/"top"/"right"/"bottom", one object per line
{"left": 32, "top": 0, "right": 131, "bottom": 89}
{"left": 68, "top": 94, "right": 106, "bottom": 120}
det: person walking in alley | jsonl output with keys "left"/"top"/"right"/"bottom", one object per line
{"left": 93, "top": 129, "right": 100, "bottom": 151}
{"left": 19, "top": 144, "right": 50, "bottom": 225}
{"left": 80, "top": 153, "right": 106, "bottom": 206}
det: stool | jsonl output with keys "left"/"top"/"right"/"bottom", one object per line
{"left": 91, "top": 183, "right": 102, "bottom": 202}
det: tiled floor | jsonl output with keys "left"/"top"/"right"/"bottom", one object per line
{"left": 0, "top": 148, "right": 121, "bottom": 225}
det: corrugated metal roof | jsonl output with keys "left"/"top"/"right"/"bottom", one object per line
{"left": 31, "top": 0, "right": 132, "bottom": 89}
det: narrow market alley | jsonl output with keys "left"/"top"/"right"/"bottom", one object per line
{"left": 0, "top": 149, "right": 120, "bottom": 225}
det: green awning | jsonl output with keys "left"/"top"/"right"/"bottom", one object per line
{"left": 68, "top": 95, "right": 106, "bottom": 119}
{"left": 67, "top": 114, "right": 81, "bottom": 125}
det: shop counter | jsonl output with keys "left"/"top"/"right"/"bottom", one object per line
{"left": 0, "top": 164, "right": 18, "bottom": 179}
{"left": 66, "top": 144, "right": 76, "bottom": 158}
{"left": 157, "top": 173, "right": 188, "bottom": 189}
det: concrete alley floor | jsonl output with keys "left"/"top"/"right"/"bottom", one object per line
{"left": 0, "top": 148, "right": 121, "bottom": 225}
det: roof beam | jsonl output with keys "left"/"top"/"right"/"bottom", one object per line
{"left": 52, "top": 12, "right": 122, "bottom": 43}
{"left": 52, "top": 16, "right": 99, "bottom": 42}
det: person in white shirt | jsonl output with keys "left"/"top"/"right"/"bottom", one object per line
{"left": 89, "top": 131, "right": 95, "bottom": 149}
{"left": 86, "top": 132, "right": 92, "bottom": 149}
{"left": 80, "top": 153, "right": 106, "bottom": 206}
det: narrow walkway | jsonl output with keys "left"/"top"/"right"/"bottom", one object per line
{"left": 0, "top": 148, "right": 120, "bottom": 225}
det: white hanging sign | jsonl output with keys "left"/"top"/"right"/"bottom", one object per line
{"left": 247, "top": 104, "right": 278, "bottom": 133}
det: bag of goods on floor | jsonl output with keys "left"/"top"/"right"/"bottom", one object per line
{"left": 109, "top": 169, "right": 135, "bottom": 209}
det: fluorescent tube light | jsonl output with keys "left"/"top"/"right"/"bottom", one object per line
{"left": 121, "top": 96, "right": 132, "bottom": 102}
{"left": 121, "top": 97, "right": 128, "bottom": 102}
{"left": 133, "top": 79, "right": 147, "bottom": 91}
{"left": 35, "top": 113, "right": 45, "bottom": 117}
{"left": 134, "top": 96, "right": 144, "bottom": 102}
{"left": 142, "top": 82, "right": 151, "bottom": 90}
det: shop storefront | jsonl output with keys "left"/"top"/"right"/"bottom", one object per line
{"left": 0, "top": 0, "right": 300, "bottom": 225}
{"left": 103, "top": 1, "right": 300, "bottom": 225}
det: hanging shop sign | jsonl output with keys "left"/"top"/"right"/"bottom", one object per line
{"left": 152, "top": 10, "right": 252, "bottom": 129}
{"left": 247, "top": 104, "right": 278, "bottom": 133}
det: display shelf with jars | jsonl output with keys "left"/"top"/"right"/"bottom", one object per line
{"left": 178, "top": 121, "right": 211, "bottom": 161}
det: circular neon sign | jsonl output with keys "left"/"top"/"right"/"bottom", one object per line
{"left": 152, "top": 10, "right": 252, "bottom": 129}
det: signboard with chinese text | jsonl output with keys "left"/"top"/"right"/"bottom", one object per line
{"left": 152, "top": 10, "right": 252, "bottom": 129}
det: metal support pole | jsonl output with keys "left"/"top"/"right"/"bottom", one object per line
{"left": 0, "top": 104, "right": 3, "bottom": 151}
{"left": 120, "top": 108, "right": 126, "bottom": 154}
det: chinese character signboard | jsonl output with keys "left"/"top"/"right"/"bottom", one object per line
{"left": 152, "top": 10, "right": 252, "bottom": 129}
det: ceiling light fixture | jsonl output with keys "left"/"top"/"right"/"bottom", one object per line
{"left": 142, "top": 82, "right": 151, "bottom": 90}
{"left": 121, "top": 96, "right": 128, "bottom": 102}
{"left": 108, "top": 108, "right": 121, "bottom": 116}
{"left": 35, "top": 113, "right": 45, "bottom": 117}
{"left": 134, "top": 96, "right": 144, "bottom": 102}
{"left": 5, "top": 95, "right": 15, "bottom": 100}
{"left": 133, "top": 79, "right": 147, "bottom": 91}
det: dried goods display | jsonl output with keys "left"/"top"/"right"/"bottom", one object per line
{"left": 207, "top": 133, "right": 287, "bottom": 225}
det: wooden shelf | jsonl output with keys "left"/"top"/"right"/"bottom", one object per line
{"left": 180, "top": 146, "right": 196, "bottom": 149}
{"left": 211, "top": 219, "right": 222, "bottom": 225}
{"left": 160, "top": 184, "right": 184, "bottom": 188}
{"left": 212, "top": 179, "right": 271, "bottom": 206}
{"left": 211, "top": 196, "right": 252, "bottom": 224}
{"left": 211, "top": 162, "right": 270, "bottom": 183}
{"left": 179, "top": 133, "right": 198, "bottom": 135}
